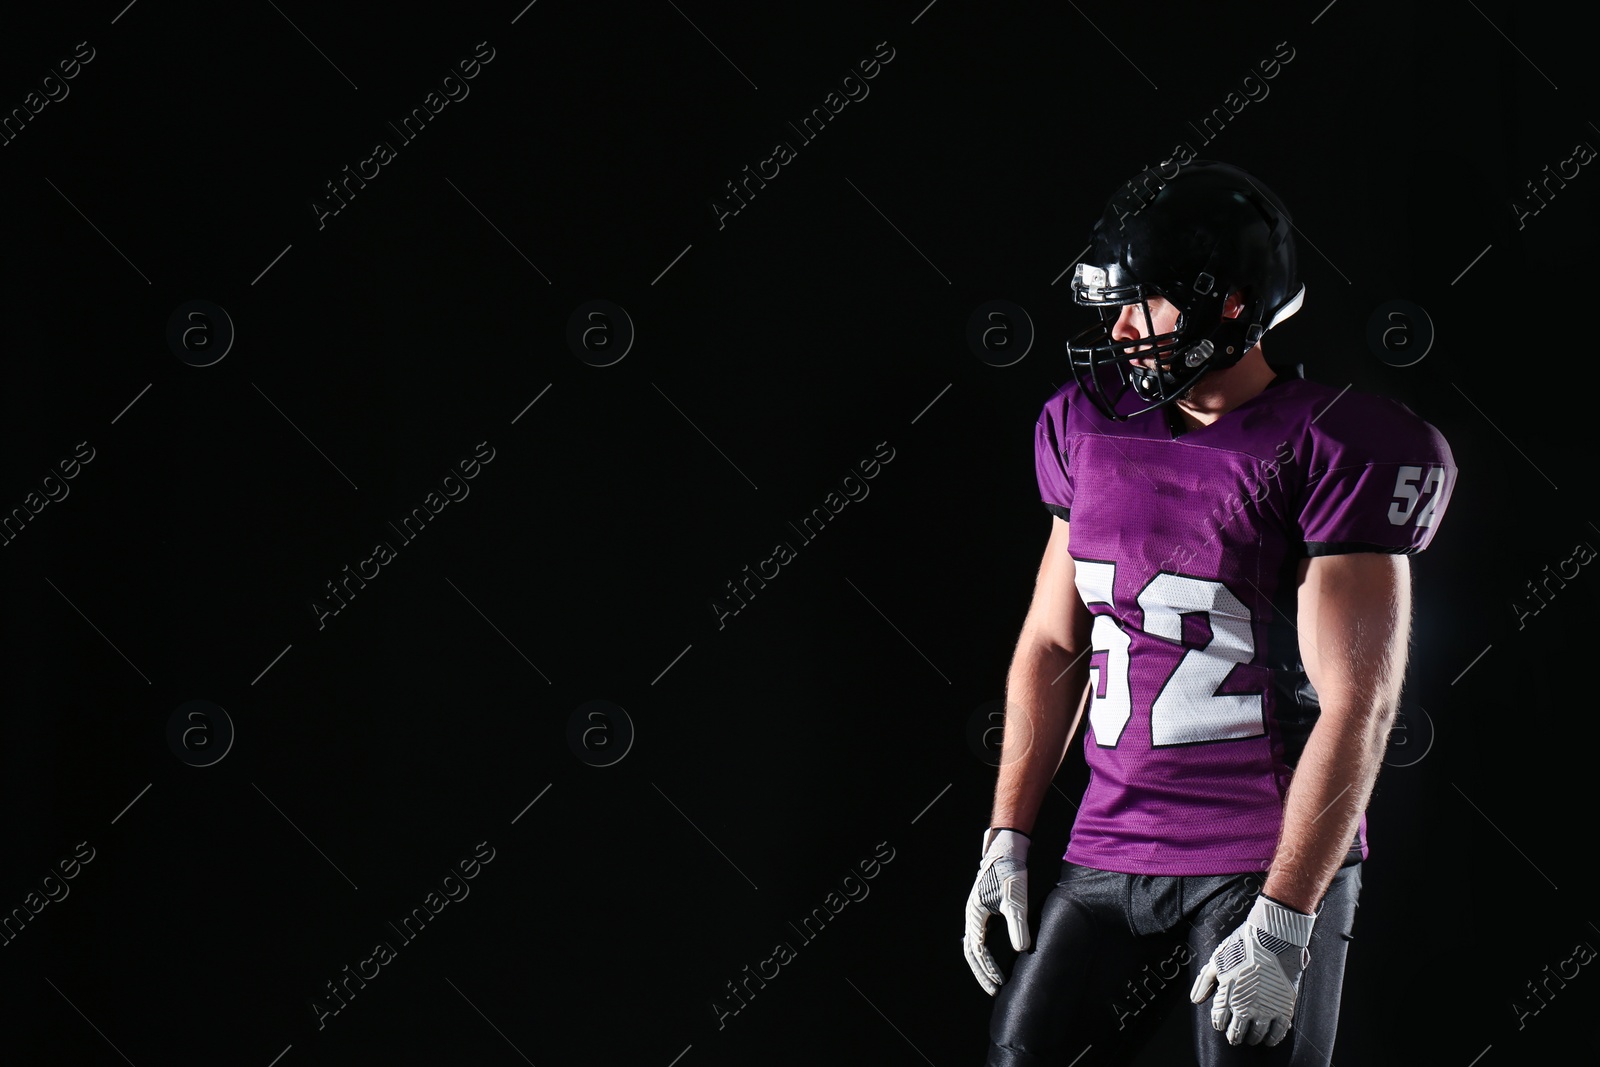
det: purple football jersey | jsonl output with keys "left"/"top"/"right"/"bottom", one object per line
{"left": 1034, "top": 373, "right": 1455, "bottom": 875}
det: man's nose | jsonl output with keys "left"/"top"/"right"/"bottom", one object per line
{"left": 1111, "top": 304, "right": 1144, "bottom": 343}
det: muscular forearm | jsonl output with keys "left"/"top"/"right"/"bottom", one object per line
{"left": 1264, "top": 552, "right": 1411, "bottom": 914}
{"left": 989, "top": 640, "right": 1089, "bottom": 835}
{"left": 1261, "top": 702, "right": 1392, "bottom": 913}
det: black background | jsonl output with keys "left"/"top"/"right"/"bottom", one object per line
{"left": 2, "top": 2, "right": 1595, "bottom": 1064}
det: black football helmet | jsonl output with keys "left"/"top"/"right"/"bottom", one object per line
{"left": 1065, "top": 160, "right": 1304, "bottom": 421}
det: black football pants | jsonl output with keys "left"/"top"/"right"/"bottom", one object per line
{"left": 985, "top": 859, "right": 1362, "bottom": 1066}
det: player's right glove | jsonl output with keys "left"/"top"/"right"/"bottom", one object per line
{"left": 962, "top": 826, "right": 1031, "bottom": 996}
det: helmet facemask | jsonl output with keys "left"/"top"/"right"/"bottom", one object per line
{"left": 1066, "top": 262, "right": 1240, "bottom": 422}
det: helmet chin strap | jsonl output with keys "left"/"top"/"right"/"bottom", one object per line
{"left": 1129, "top": 365, "right": 1169, "bottom": 401}
{"left": 1129, "top": 336, "right": 1217, "bottom": 401}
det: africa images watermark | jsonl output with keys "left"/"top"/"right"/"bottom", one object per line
{"left": 0, "top": 841, "right": 97, "bottom": 948}
{"left": 1111, "top": 939, "right": 1195, "bottom": 1031}
{"left": 1111, "top": 40, "right": 1298, "bottom": 231}
{"left": 311, "top": 41, "right": 497, "bottom": 230}
{"left": 309, "top": 840, "right": 496, "bottom": 1029}
{"left": 1511, "top": 937, "right": 1595, "bottom": 1031}
{"left": 1157, "top": 440, "right": 1298, "bottom": 574}
{"left": 1509, "top": 136, "right": 1595, "bottom": 231}
{"left": 1, "top": 440, "right": 96, "bottom": 548}
{"left": 710, "top": 440, "right": 896, "bottom": 630}
{"left": 0, "top": 40, "right": 96, "bottom": 148}
{"left": 709, "top": 40, "right": 897, "bottom": 230}
{"left": 311, "top": 440, "right": 497, "bottom": 630}
{"left": 1510, "top": 535, "right": 1595, "bottom": 630}
{"left": 711, "top": 840, "right": 896, "bottom": 1029}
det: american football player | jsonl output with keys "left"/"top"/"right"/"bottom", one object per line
{"left": 963, "top": 160, "right": 1456, "bottom": 1065}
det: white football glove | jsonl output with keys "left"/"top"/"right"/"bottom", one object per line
{"left": 1190, "top": 894, "right": 1317, "bottom": 1046}
{"left": 962, "top": 827, "right": 1031, "bottom": 995}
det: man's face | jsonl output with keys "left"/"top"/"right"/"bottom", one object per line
{"left": 1110, "top": 296, "right": 1181, "bottom": 370}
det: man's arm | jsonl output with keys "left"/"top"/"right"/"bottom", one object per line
{"left": 989, "top": 516, "right": 1093, "bottom": 835}
{"left": 1261, "top": 552, "right": 1412, "bottom": 913}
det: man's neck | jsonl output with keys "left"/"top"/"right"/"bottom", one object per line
{"left": 1171, "top": 348, "right": 1277, "bottom": 430}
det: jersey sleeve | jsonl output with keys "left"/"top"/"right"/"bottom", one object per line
{"left": 1035, "top": 391, "right": 1073, "bottom": 521}
{"left": 1295, "top": 396, "right": 1456, "bottom": 556}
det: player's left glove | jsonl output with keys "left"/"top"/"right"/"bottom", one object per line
{"left": 1189, "top": 894, "right": 1316, "bottom": 1047}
